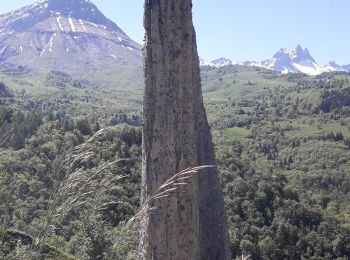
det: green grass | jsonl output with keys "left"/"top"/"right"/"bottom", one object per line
{"left": 0, "top": 70, "right": 46, "bottom": 94}
{"left": 324, "top": 123, "right": 350, "bottom": 137}
{"left": 278, "top": 118, "right": 321, "bottom": 137}
{"left": 201, "top": 65, "right": 297, "bottom": 101}
{"left": 225, "top": 127, "right": 251, "bottom": 140}
{"left": 278, "top": 117, "right": 350, "bottom": 138}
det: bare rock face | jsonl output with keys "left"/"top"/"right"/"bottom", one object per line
{"left": 140, "top": 0, "right": 231, "bottom": 259}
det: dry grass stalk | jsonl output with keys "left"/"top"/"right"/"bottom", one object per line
{"left": 114, "top": 165, "right": 216, "bottom": 247}
{"left": 0, "top": 108, "right": 12, "bottom": 147}
{"left": 242, "top": 254, "right": 251, "bottom": 260}
{"left": 35, "top": 128, "right": 128, "bottom": 246}
{"left": 2, "top": 124, "right": 216, "bottom": 255}
{"left": 0, "top": 130, "right": 12, "bottom": 147}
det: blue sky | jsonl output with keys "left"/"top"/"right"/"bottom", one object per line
{"left": 1, "top": 0, "right": 350, "bottom": 64}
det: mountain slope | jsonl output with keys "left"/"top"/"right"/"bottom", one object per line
{"left": 0, "top": 0, "right": 142, "bottom": 89}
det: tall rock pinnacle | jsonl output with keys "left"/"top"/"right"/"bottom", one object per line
{"left": 140, "top": 0, "right": 231, "bottom": 259}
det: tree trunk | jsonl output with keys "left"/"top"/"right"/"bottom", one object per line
{"left": 140, "top": 0, "right": 231, "bottom": 259}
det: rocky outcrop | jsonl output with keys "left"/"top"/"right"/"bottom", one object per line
{"left": 140, "top": 0, "right": 231, "bottom": 259}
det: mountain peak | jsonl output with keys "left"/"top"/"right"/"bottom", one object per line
{"left": 327, "top": 61, "right": 338, "bottom": 67}
{"left": 211, "top": 58, "right": 233, "bottom": 67}
{"left": 47, "top": 0, "right": 91, "bottom": 4}
{"left": 294, "top": 44, "right": 303, "bottom": 51}
{"left": 0, "top": 0, "right": 142, "bottom": 85}
{"left": 46, "top": 0, "right": 92, "bottom": 10}
{"left": 290, "top": 44, "right": 315, "bottom": 63}
{"left": 259, "top": 45, "right": 322, "bottom": 75}
{"left": 45, "top": 0, "right": 121, "bottom": 32}
{"left": 0, "top": 0, "right": 125, "bottom": 35}
{"left": 324, "top": 61, "right": 347, "bottom": 72}
{"left": 273, "top": 48, "right": 289, "bottom": 57}
{"left": 45, "top": 0, "right": 99, "bottom": 19}
{"left": 201, "top": 45, "right": 350, "bottom": 76}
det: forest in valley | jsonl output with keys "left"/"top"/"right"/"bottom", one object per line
{"left": 1, "top": 66, "right": 350, "bottom": 259}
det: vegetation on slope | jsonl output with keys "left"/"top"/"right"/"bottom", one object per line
{"left": 1, "top": 67, "right": 350, "bottom": 259}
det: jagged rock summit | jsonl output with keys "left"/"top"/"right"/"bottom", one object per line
{"left": 261, "top": 44, "right": 324, "bottom": 75}
{"left": 201, "top": 44, "right": 350, "bottom": 76}
{"left": 211, "top": 58, "right": 233, "bottom": 67}
{"left": 289, "top": 44, "right": 315, "bottom": 63}
{"left": 0, "top": 0, "right": 142, "bottom": 87}
{"left": 324, "top": 61, "right": 348, "bottom": 72}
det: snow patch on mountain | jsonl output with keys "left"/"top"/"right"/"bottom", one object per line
{"left": 56, "top": 16, "right": 64, "bottom": 31}
{"left": 68, "top": 17, "right": 76, "bottom": 32}
{"left": 292, "top": 60, "right": 325, "bottom": 76}
{"left": 79, "top": 19, "right": 86, "bottom": 32}
{"left": 199, "top": 58, "right": 215, "bottom": 67}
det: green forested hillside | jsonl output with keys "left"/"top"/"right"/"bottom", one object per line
{"left": 205, "top": 67, "right": 350, "bottom": 259}
{"left": 0, "top": 67, "right": 143, "bottom": 124}
{"left": 1, "top": 67, "right": 350, "bottom": 259}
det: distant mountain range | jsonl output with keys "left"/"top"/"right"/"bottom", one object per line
{"left": 0, "top": 0, "right": 348, "bottom": 84}
{"left": 0, "top": 0, "right": 142, "bottom": 88}
{"left": 200, "top": 45, "right": 350, "bottom": 76}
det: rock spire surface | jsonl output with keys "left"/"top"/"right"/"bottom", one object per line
{"left": 140, "top": 0, "right": 231, "bottom": 259}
